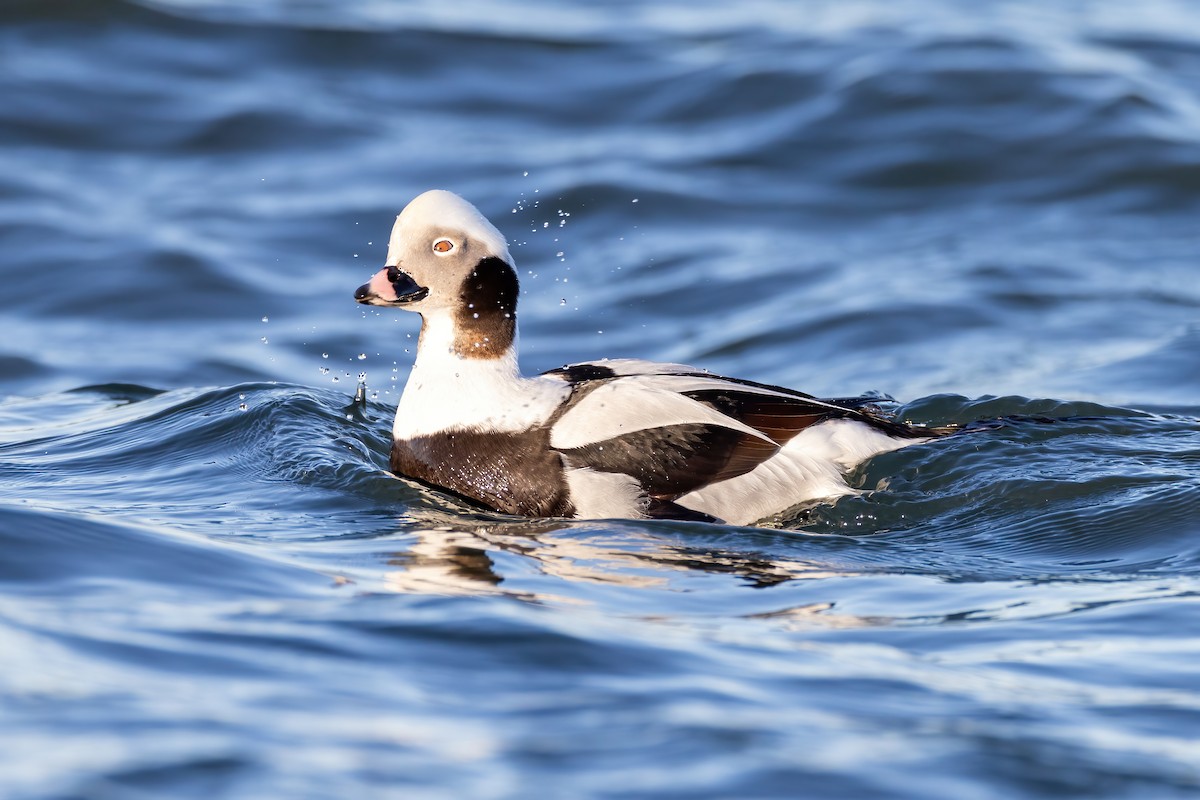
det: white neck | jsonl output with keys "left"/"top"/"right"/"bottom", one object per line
{"left": 393, "top": 313, "right": 569, "bottom": 439}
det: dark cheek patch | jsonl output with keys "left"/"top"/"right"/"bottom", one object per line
{"left": 454, "top": 256, "right": 518, "bottom": 358}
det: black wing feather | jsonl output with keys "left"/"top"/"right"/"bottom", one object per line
{"left": 559, "top": 423, "right": 779, "bottom": 499}
{"left": 684, "top": 387, "right": 940, "bottom": 441}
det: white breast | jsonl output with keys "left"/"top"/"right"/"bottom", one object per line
{"left": 394, "top": 316, "right": 569, "bottom": 439}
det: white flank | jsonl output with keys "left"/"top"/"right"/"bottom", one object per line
{"left": 676, "top": 419, "right": 928, "bottom": 526}
{"left": 393, "top": 314, "right": 568, "bottom": 439}
{"left": 549, "top": 378, "right": 775, "bottom": 450}
{"left": 565, "top": 468, "right": 646, "bottom": 519}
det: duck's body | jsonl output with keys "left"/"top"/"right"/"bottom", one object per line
{"left": 356, "top": 190, "right": 945, "bottom": 526}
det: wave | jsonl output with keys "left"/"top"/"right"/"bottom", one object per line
{"left": 6, "top": 0, "right": 1200, "bottom": 214}
{"left": 2, "top": 383, "right": 1196, "bottom": 600}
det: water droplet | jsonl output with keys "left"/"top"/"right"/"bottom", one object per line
{"left": 473, "top": 312, "right": 479, "bottom": 319}
{"left": 322, "top": 353, "right": 329, "bottom": 359}
{"left": 319, "top": 367, "right": 330, "bottom": 375}
{"left": 332, "top": 376, "right": 340, "bottom": 382}
{"left": 261, "top": 316, "right": 269, "bottom": 323}
{"left": 560, "top": 298, "right": 566, "bottom": 306}
{"left": 556, "top": 251, "right": 564, "bottom": 257}
{"left": 357, "top": 353, "right": 366, "bottom": 360}
{"left": 238, "top": 403, "right": 247, "bottom": 411}
{"left": 260, "top": 336, "right": 269, "bottom": 344}
{"left": 632, "top": 198, "right": 639, "bottom": 203}
{"left": 543, "top": 222, "right": 549, "bottom": 228}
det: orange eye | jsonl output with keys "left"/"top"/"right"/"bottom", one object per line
{"left": 432, "top": 239, "right": 455, "bottom": 254}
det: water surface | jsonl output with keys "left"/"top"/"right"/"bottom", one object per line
{"left": 2, "top": 1, "right": 1200, "bottom": 797}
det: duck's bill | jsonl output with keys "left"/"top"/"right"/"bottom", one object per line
{"left": 355, "top": 266, "right": 429, "bottom": 306}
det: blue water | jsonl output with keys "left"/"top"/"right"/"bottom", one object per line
{"left": 3, "top": 1, "right": 1200, "bottom": 797}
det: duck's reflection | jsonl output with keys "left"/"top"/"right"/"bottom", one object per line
{"left": 379, "top": 507, "right": 860, "bottom": 602}
{"left": 386, "top": 536, "right": 505, "bottom": 594}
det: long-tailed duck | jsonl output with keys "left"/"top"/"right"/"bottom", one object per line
{"left": 355, "top": 190, "right": 949, "bottom": 526}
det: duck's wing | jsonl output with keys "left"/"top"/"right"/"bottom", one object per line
{"left": 541, "top": 360, "right": 924, "bottom": 501}
{"left": 544, "top": 359, "right": 934, "bottom": 439}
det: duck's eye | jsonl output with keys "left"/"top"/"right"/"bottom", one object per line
{"left": 432, "top": 239, "right": 455, "bottom": 254}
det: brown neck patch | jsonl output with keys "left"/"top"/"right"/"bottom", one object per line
{"left": 452, "top": 256, "right": 518, "bottom": 359}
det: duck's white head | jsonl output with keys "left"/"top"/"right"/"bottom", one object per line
{"left": 355, "top": 190, "right": 518, "bottom": 359}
